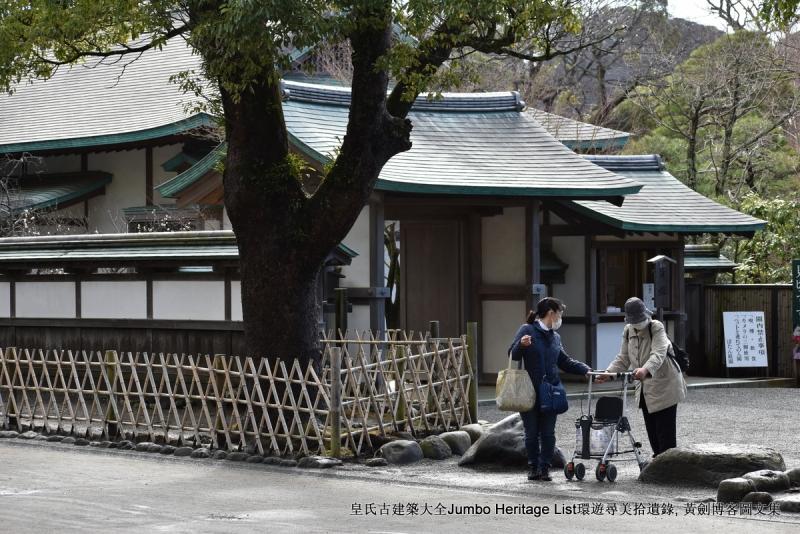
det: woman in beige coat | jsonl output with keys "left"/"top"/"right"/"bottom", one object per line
{"left": 596, "top": 297, "right": 687, "bottom": 457}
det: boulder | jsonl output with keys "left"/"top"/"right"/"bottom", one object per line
{"left": 74, "top": 438, "right": 90, "bottom": 446}
{"left": 34, "top": 435, "right": 49, "bottom": 441}
{"left": 245, "top": 456, "right": 264, "bottom": 464}
{"left": 377, "top": 440, "right": 424, "bottom": 465}
{"left": 46, "top": 435, "right": 64, "bottom": 443}
{"left": 226, "top": 452, "right": 249, "bottom": 462}
{"left": 159, "top": 445, "right": 176, "bottom": 455}
{"left": 741, "top": 492, "right": 773, "bottom": 505}
{"left": 0, "top": 430, "right": 19, "bottom": 439}
{"left": 439, "top": 431, "right": 472, "bottom": 456}
{"left": 211, "top": 450, "right": 228, "bottom": 460}
{"left": 457, "top": 413, "right": 565, "bottom": 468}
{"left": 19, "top": 431, "right": 38, "bottom": 439}
{"left": 459, "top": 424, "right": 484, "bottom": 444}
{"left": 147, "top": 444, "right": 162, "bottom": 453}
{"left": 173, "top": 447, "right": 194, "bottom": 457}
{"left": 786, "top": 467, "right": 800, "bottom": 487}
{"left": 742, "top": 469, "right": 791, "bottom": 493}
{"left": 774, "top": 494, "right": 800, "bottom": 513}
{"left": 366, "top": 457, "right": 389, "bottom": 467}
{"left": 116, "top": 440, "right": 134, "bottom": 450}
{"left": 279, "top": 459, "right": 298, "bottom": 467}
{"left": 190, "top": 448, "right": 211, "bottom": 459}
{"left": 717, "top": 478, "right": 756, "bottom": 502}
{"left": 135, "top": 442, "right": 156, "bottom": 452}
{"left": 297, "top": 455, "right": 343, "bottom": 469}
{"left": 638, "top": 443, "right": 785, "bottom": 486}
{"left": 420, "top": 436, "right": 452, "bottom": 460}
{"left": 262, "top": 457, "right": 282, "bottom": 465}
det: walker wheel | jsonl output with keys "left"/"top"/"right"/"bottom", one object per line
{"left": 564, "top": 462, "right": 574, "bottom": 480}
{"left": 606, "top": 463, "right": 618, "bottom": 482}
{"left": 595, "top": 462, "right": 607, "bottom": 482}
{"left": 575, "top": 463, "right": 586, "bottom": 481}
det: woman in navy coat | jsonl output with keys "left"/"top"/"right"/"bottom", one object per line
{"left": 509, "top": 297, "right": 590, "bottom": 481}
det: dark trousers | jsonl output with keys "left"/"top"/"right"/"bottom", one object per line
{"left": 639, "top": 394, "right": 677, "bottom": 457}
{"left": 519, "top": 408, "right": 558, "bottom": 469}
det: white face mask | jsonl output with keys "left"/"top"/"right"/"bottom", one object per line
{"left": 552, "top": 317, "right": 563, "bottom": 330}
{"left": 632, "top": 319, "right": 650, "bottom": 330}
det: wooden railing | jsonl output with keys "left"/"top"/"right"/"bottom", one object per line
{"left": 0, "top": 330, "right": 474, "bottom": 457}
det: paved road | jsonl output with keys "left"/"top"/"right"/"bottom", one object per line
{"left": 0, "top": 440, "right": 796, "bottom": 533}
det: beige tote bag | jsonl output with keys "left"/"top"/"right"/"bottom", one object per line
{"left": 496, "top": 354, "right": 535, "bottom": 412}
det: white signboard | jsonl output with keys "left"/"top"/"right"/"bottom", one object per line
{"left": 723, "top": 311, "right": 768, "bottom": 368}
{"left": 642, "top": 283, "right": 655, "bottom": 311}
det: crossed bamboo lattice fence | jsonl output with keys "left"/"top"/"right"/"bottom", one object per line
{"left": 0, "top": 330, "right": 474, "bottom": 457}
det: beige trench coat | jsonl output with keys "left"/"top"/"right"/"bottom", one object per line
{"left": 605, "top": 319, "right": 687, "bottom": 413}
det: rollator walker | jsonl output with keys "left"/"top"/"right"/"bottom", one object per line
{"left": 563, "top": 371, "right": 647, "bottom": 482}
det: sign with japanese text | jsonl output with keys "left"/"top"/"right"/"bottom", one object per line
{"left": 723, "top": 311, "right": 768, "bottom": 368}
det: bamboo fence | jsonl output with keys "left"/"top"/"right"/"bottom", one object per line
{"left": 0, "top": 330, "right": 473, "bottom": 457}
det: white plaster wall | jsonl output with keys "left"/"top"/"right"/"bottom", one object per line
{"left": 16, "top": 282, "right": 76, "bottom": 318}
{"left": 81, "top": 281, "right": 147, "bottom": 319}
{"left": 551, "top": 236, "right": 585, "bottom": 316}
{"left": 86, "top": 149, "right": 146, "bottom": 233}
{"left": 340, "top": 205, "right": 370, "bottom": 288}
{"left": 153, "top": 281, "right": 225, "bottom": 320}
{"left": 482, "top": 300, "right": 527, "bottom": 374}
{"left": 231, "top": 281, "right": 243, "bottom": 321}
{"left": 597, "top": 322, "right": 626, "bottom": 370}
{"left": 558, "top": 323, "right": 587, "bottom": 365}
{"left": 482, "top": 207, "right": 526, "bottom": 285}
{"left": 0, "top": 282, "right": 10, "bottom": 317}
{"left": 349, "top": 304, "right": 371, "bottom": 334}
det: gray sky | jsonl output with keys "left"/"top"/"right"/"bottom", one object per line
{"left": 668, "top": 0, "right": 729, "bottom": 30}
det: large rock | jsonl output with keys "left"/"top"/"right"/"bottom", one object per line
{"left": 786, "top": 467, "right": 800, "bottom": 487}
{"left": 457, "top": 413, "right": 565, "bottom": 468}
{"left": 459, "top": 424, "right": 484, "bottom": 444}
{"left": 774, "top": 494, "right": 800, "bottom": 513}
{"left": 0, "top": 430, "right": 19, "bottom": 438}
{"left": 439, "top": 431, "right": 472, "bottom": 456}
{"left": 377, "top": 440, "right": 424, "bottom": 465}
{"left": 717, "top": 478, "right": 756, "bottom": 502}
{"left": 638, "top": 444, "right": 785, "bottom": 486}
{"left": 297, "top": 455, "right": 343, "bottom": 469}
{"left": 420, "top": 435, "right": 452, "bottom": 460}
{"left": 741, "top": 492, "right": 773, "bottom": 505}
{"left": 742, "top": 469, "right": 791, "bottom": 493}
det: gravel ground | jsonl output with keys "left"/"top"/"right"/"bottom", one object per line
{"left": 331, "top": 386, "right": 800, "bottom": 522}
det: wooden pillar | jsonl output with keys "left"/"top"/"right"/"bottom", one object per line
{"left": 145, "top": 146, "right": 154, "bottom": 206}
{"left": 531, "top": 199, "right": 541, "bottom": 287}
{"left": 585, "top": 237, "right": 598, "bottom": 369}
{"left": 675, "top": 236, "right": 686, "bottom": 348}
{"left": 368, "top": 193, "right": 385, "bottom": 334}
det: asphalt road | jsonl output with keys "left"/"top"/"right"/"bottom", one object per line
{"left": 0, "top": 440, "right": 795, "bottom": 534}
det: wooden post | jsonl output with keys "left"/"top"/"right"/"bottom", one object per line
{"left": 426, "top": 321, "right": 439, "bottom": 420}
{"left": 104, "top": 350, "right": 119, "bottom": 438}
{"left": 394, "top": 345, "right": 407, "bottom": 428}
{"left": 213, "top": 354, "right": 226, "bottom": 449}
{"left": 4, "top": 347, "right": 18, "bottom": 430}
{"left": 466, "top": 322, "right": 479, "bottom": 423}
{"left": 335, "top": 288, "right": 348, "bottom": 340}
{"left": 330, "top": 347, "right": 342, "bottom": 458}
{"left": 429, "top": 320, "right": 440, "bottom": 340}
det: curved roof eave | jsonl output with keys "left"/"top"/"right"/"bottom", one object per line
{"left": 0, "top": 113, "right": 215, "bottom": 155}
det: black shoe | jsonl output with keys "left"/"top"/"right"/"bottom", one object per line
{"left": 539, "top": 467, "right": 552, "bottom": 482}
{"left": 527, "top": 467, "right": 541, "bottom": 480}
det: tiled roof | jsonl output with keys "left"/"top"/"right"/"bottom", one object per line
{"left": 684, "top": 244, "right": 738, "bottom": 270}
{"left": 9, "top": 172, "right": 112, "bottom": 213}
{"left": 564, "top": 155, "right": 766, "bottom": 234}
{"left": 0, "top": 42, "right": 212, "bottom": 153}
{"left": 283, "top": 81, "right": 641, "bottom": 198}
{"left": 527, "top": 109, "right": 630, "bottom": 150}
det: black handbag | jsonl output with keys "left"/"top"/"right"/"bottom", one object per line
{"left": 537, "top": 346, "right": 568, "bottom": 414}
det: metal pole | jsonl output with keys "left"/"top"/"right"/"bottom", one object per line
{"left": 330, "top": 347, "right": 342, "bottom": 458}
{"left": 466, "top": 322, "right": 479, "bottom": 423}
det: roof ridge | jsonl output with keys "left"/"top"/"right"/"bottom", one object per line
{"left": 281, "top": 80, "right": 525, "bottom": 112}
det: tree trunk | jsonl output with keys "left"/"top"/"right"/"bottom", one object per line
{"left": 686, "top": 106, "right": 701, "bottom": 190}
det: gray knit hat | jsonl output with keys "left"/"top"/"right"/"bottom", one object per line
{"left": 624, "top": 297, "right": 652, "bottom": 324}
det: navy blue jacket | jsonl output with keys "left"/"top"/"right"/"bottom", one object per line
{"left": 508, "top": 322, "right": 590, "bottom": 392}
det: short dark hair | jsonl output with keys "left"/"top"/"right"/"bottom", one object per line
{"left": 526, "top": 297, "right": 565, "bottom": 324}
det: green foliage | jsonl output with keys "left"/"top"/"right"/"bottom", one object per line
{"left": 729, "top": 192, "right": 800, "bottom": 283}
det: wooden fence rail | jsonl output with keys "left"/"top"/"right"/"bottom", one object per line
{"left": 0, "top": 330, "right": 473, "bottom": 457}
